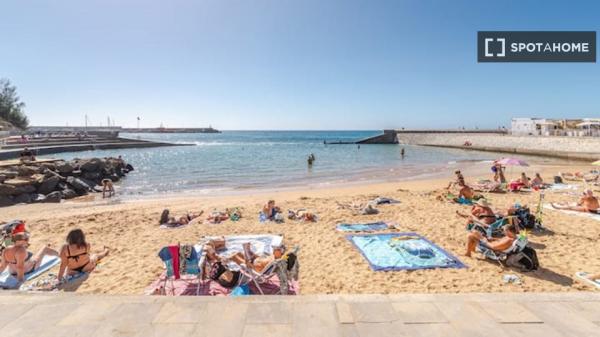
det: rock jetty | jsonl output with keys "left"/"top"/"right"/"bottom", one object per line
{"left": 0, "top": 157, "right": 133, "bottom": 207}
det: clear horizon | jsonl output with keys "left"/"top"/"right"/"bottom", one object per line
{"left": 2, "top": 0, "right": 599, "bottom": 130}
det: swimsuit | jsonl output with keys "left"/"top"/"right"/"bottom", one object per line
{"left": 209, "top": 261, "right": 241, "bottom": 289}
{"left": 7, "top": 251, "right": 34, "bottom": 275}
{"left": 67, "top": 246, "right": 91, "bottom": 273}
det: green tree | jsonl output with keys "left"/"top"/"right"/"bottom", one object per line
{"left": 0, "top": 78, "right": 29, "bottom": 129}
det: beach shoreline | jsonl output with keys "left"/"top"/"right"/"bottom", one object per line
{"left": 2, "top": 160, "right": 599, "bottom": 295}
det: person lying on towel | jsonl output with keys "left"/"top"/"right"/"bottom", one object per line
{"left": 465, "top": 223, "right": 517, "bottom": 258}
{"left": 159, "top": 209, "right": 204, "bottom": 227}
{"left": 57, "top": 229, "right": 110, "bottom": 282}
{"left": 551, "top": 189, "right": 599, "bottom": 213}
{"left": 0, "top": 222, "right": 58, "bottom": 283}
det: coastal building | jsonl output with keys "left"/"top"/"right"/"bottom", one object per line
{"left": 510, "top": 118, "right": 600, "bottom": 137}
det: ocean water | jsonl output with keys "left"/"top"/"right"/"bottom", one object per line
{"left": 44, "top": 131, "right": 513, "bottom": 197}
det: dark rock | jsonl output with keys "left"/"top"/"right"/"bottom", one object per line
{"left": 37, "top": 176, "right": 60, "bottom": 195}
{"left": 61, "top": 188, "right": 78, "bottom": 199}
{"left": 0, "top": 174, "right": 6, "bottom": 183}
{"left": 43, "top": 191, "right": 62, "bottom": 203}
{"left": 57, "top": 182, "right": 69, "bottom": 190}
{"left": 126, "top": 164, "right": 134, "bottom": 171}
{"left": 66, "top": 176, "right": 92, "bottom": 193}
{"left": 30, "top": 193, "right": 46, "bottom": 203}
{"left": 16, "top": 166, "right": 39, "bottom": 177}
{"left": 83, "top": 172, "right": 101, "bottom": 181}
{"left": 15, "top": 185, "right": 36, "bottom": 194}
{"left": 0, "top": 184, "right": 18, "bottom": 196}
{"left": 110, "top": 174, "right": 120, "bottom": 182}
{"left": 81, "top": 158, "right": 104, "bottom": 172}
{"left": 40, "top": 163, "right": 56, "bottom": 171}
{"left": 72, "top": 170, "right": 82, "bottom": 177}
{"left": 0, "top": 171, "right": 18, "bottom": 179}
{"left": 0, "top": 195, "right": 15, "bottom": 207}
{"left": 56, "top": 161, "right": 74, "bottom": 174}
{"left": 13, "top": 193, "right": 32, "bottom": 204}
{"left": 80, "top": 177, "right": 99, "bottom": 189}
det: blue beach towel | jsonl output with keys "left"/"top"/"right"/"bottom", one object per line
{"left": 0, "top": 255, "right": 60, "bottom": 289}
{"left": 336, "top": 222, "right": 390, "bottom": 232}
{"left": 346, "top": 233, "right": 466, "bottom": 271}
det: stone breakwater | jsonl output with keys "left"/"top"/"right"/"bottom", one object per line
{"left": 396, "top": 132, "right": 600, "bottom": 160}
{"left": 0, "top": 157, "right": 133, "bottom": 207}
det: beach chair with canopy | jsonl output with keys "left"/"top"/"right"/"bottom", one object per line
{"left": 157, "top": 243, "right": 203, "bottom": 295}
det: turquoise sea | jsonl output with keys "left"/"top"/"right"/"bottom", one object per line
{"left": 45, "top": 131, "right": 520, "bottom": 197}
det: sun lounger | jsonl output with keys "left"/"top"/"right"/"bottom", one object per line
{"left": 235, "top": 246, "right": 300, "bottom": 295}
{"left": 157, "top": 244, "right": 202, "bottom": 295}
{"left": 0, "top": 255, "right": 60, "bottom": 289}
{"left": 476, "top": 236, "right": 528, "bottom": 266}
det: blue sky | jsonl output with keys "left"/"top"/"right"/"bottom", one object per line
{"left": 1, "top": 0, "right": 599, "bottom": 130}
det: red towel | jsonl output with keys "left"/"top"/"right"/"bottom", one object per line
{"left": 168, "top": 245, "right": 180, "bottom": 279}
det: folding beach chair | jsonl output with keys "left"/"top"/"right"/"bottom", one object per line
{"left": 158, "top": 244, "right": 203, "bottom": 296}
{"left": 476, "top": 236, "right": 528, "bottom": 267}
{"left": 237, "top": 246, "right": 300, "bottom": 295}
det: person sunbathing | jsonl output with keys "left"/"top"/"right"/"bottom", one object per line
{"left": 509, "top": 172, "right": 530, "bottom": 191}
{"left": 206, "top": 210, "right": 229, "bottom": 224}
{"left": 552, "top": 189, "right": 599, "bottom": 213}
{"left": 57, "top": 229, "right": 109, "bottom": 280}
{"left": 465, "top": 223, "right": 518, "bottom": 257}
{"left": 560, "top": 171, "right": 599, "bottom": 182}
{"left": 0, "top": 225, "right": 58, "bottom": 283}
{"left": 227, "top": 243, "right": 286, "bottom": 273}
{"left": 204, "top": 244, "right": 247, "bottom": 289}
{"left": 159, "top": 209, "right": 204, "bottom": 226}
{"left": 452, "top": 181, "right": 475, "bottom": 204}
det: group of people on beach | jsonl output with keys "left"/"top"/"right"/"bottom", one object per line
{"left": 0, "top": 222, "right": 108, "bottom": 286}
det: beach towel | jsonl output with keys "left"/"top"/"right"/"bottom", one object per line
{"left": 19, "top": 271, "right": 89, "bottom": 291}
{"left": 336, "top": 222, "right": 390, "bottom": 232}
{"left": 159, "top": 222, "right": 188, "bottom": 229}
{"left": 548, "top": 184, "right": 579, "bottom": 191}
{"left": 543, "top": 204, "right": 600, "bottom": 222}
{"left": 197, "top": 234, "right": 283, "bottom": 257}
{"left": 346, "top": 233, "right": 466, "bottom": 271}
{"left": 0, "top": 255, "right": 60, "bottom": 289}
{"left": 575, "top": 272, "right": 600, "bottom": 289}
{"left": 145, "top": 272, "right": 299, "bottom": 296}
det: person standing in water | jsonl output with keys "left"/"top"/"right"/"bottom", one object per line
{"left": 401, "top": 148, "right": 405, "bottom": 158}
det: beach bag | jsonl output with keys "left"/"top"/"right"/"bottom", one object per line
{"left": 507, "top": 246, "right": 539, "bottom": 272}
{"left": 554, "top": 176, "right": 563, "bottom": 184}
{"left": 515, "top": 207, "right": 536, "bottom": 230}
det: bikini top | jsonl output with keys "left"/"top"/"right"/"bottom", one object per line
{"left": 66, "top": 245, "right": 89, "bottom": 262}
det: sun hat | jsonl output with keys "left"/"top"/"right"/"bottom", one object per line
{"left": 475, "top": 199, "right": 490, "bottom": 207}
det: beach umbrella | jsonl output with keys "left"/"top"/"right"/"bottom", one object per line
{"left": 496, "top": 158, "right": 529, "bottom": 167}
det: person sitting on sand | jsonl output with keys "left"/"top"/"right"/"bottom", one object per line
{"left": 102, "top": 179, "right": 115, "bottom": 198}
{"left": 262, "top": 200, "right": 281, "bottom": 220}
{"left": 453, "top": 181, "right": 475, "bottom": 204}
{"left": 57, "top": 229, "right": 109, "bottom": 280}
{"left": 0, "top": 223, "right": 58, "bottom": 283}
{"left": 552, "top": 189, "right": 599, "bottom": 213}
{"left": 560, "top": 171, "right": 599, "bottom": 183}
{"left": 509, "top": 172, "right": 530, "bottom": 191}
{"left": 465, "top": 223, "right": 518, "bottom": 257}
{"left": 531, "top": 173, "right": 545, "bottom": 188}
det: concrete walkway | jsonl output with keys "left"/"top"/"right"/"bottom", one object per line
{"left": 1, "top": 292, "right": 599, "bottom": 337}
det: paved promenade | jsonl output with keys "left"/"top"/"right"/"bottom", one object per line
{"left": 1, "top": 292, "right": 599, "bottom": 336}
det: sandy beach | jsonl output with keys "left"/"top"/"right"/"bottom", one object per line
{"left": 2, "top": 160, "right": 599, "bottom": 295}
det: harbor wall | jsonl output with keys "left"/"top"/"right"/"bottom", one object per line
{"left": 396, "top": 132, "right": 600, "bottom": 161}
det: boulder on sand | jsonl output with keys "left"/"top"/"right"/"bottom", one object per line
{"left": 56, "top": 161, "right": 74, "bottom": 174}
{"left": 80, "top": 158, "right": 105, "bottom": 172}
{"left": 43, "top": 191, "right": 62, "bottom": 203}
{"left": 61, "top": 188, "right": 78, "bottom": 199}
{"left": 0, "top": 195, "right": 15, "bottom": 207}
{"left": 66, "top": 176, "right": 92, "bottom": 194}
{"left": 37, "top": 175, "right": 60, "bottom": 195}
{"left": 13, "top": 193, "right": 32, "bottom": 204}
{"left": 0, "top": 183, "right": 18, "bottom": 196}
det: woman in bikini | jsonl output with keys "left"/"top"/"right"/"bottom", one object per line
{"left": 0, "top": 228, "right": 58, "bottom": 283}
{"left": 57, "top": 229, "right": 109, "bottom": 281}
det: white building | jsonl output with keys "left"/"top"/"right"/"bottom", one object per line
{"left": 511, "top": 118, "right": 600, "bottom": 137}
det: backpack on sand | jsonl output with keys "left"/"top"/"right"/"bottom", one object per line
{"left": 507, "top": 246, "right": 539, "bottom": 272}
